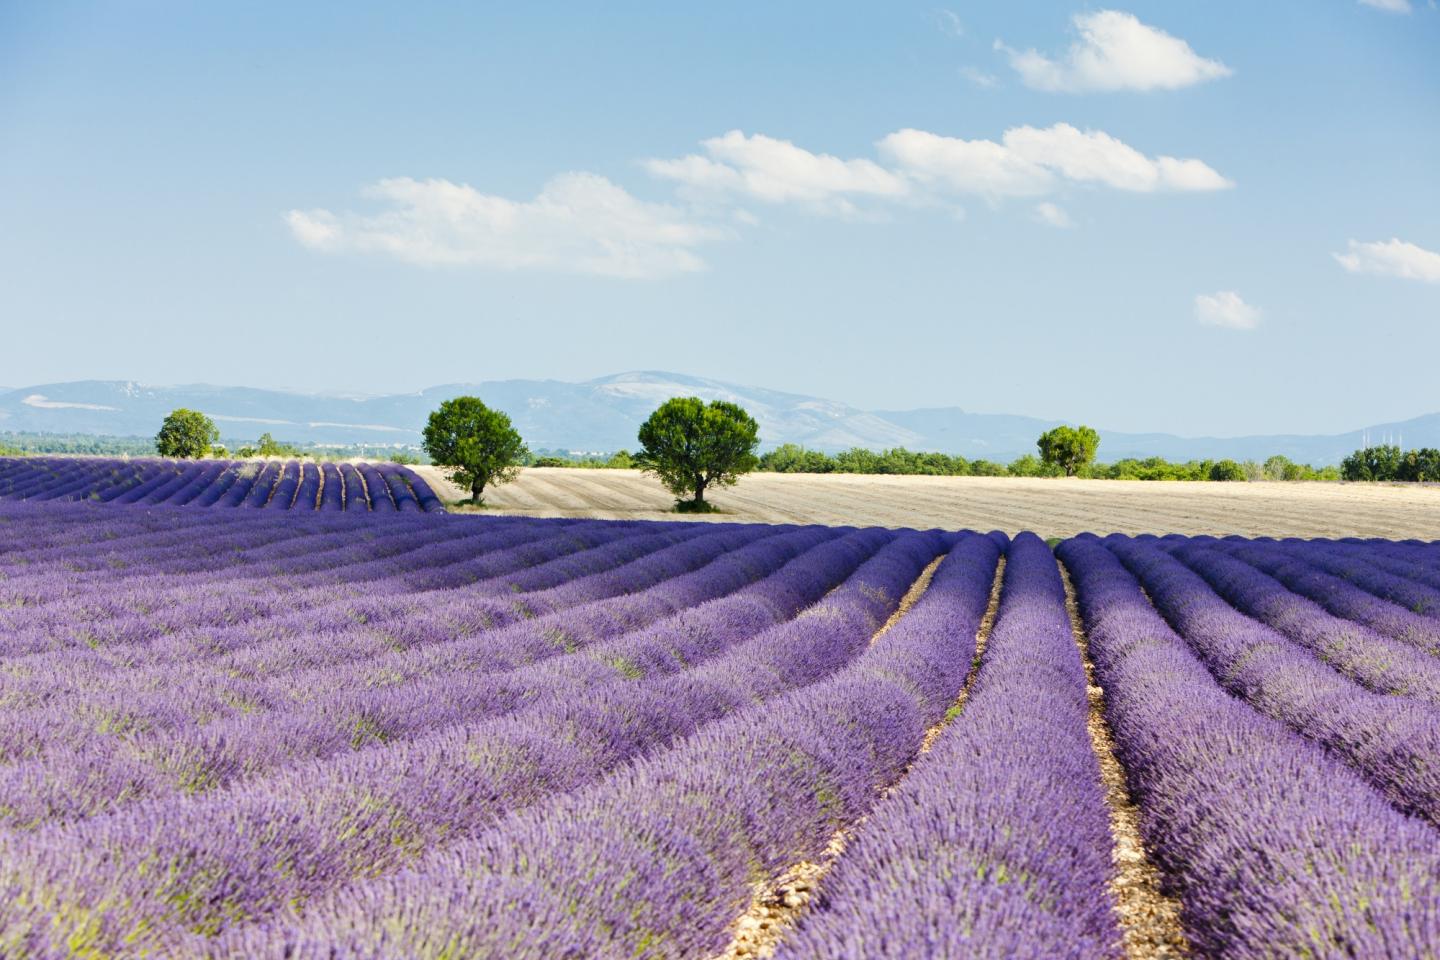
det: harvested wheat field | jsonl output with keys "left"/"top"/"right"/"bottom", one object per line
{"left": 414, "top": 466, "right": 1440, "bottom": 539}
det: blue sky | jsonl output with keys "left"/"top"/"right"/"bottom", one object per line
{"left": 1, "top": 1, "right": 1436, "bottom": 436}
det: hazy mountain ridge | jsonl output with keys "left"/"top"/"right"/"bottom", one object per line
{"left": 1, "top": 373, "right": 1433, "bottom": 465}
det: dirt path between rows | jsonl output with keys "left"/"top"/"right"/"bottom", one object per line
{"left": 414, "top": 466, "right": 1440, "bottom": 539}
{"left": 1059, "top": 561, "right": 1190, "bottom": 959}
{"left": 712, "top": 555, "right": 1007, "bottom": 960}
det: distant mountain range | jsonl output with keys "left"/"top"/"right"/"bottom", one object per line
{"left": 0, "top": 372, "right": 1431, "bottom": 465}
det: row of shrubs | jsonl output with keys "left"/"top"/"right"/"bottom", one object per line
{"left": 1340, "top": 445, "right": 1440, "bottom": 482}
{"left": 530, "top": 444, "right": 1339, "bottom": 482}
{"left": 756, "top": 446, "right": 1339, "bottom": 482}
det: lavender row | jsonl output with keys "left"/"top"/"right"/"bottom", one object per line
{"left": 1160, "top": 538, "right": 1440, "bottom": 704}
{"left": 1205, "top": 537, "right": 1440, "bottom": 653}
{"left": 0, "top": 516, "right": 647, "bottom": 660}
{"left": 0, "top": 522, "right": 769, "bottom": 741}
{"left": 1106, "top": 535, "right": 1440, "bottom": 826}
{"left": 778, "top": 532, "right": 1121, "bottom": 959}
{"left": 197, "top": 530, "right": 981, "bottom": 959}
{"left": 0, "top": 456, "right": 443, "bottom": 512}
{"left": 0, "top": 525, "right": 834, "bottom": 822}
{"left": 1265, "top": 537, "right": 1440, "bottom": 619}
{"left": 0, "top": 528, "right": 943, "bottom": 955}
{"left": 1059, "top": 535, "right": 1440, "bottom": 957}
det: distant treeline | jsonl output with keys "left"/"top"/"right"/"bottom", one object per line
{"left": 0, "top": 431, "right": 157, "bottom": 456}
{"left": 1340, "top": 445, "right": 1440, "bottom": 482}
{"left": 526, "top": 443, "right": 1340, "bottom": 482}
{"left": 0, "top": 430, "right": 430, "bottom": 464}
{"left": 755, "top": 445, "right": 1340, "bottom": 481}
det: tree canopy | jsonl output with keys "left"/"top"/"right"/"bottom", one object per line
{"left": 155, "top": 408, "right": 219, "bottom": 459}
{"left": 1341, "top": 444, "right": 1440, "bottom": 482}
{"left": 421, "top": 397, "right": 528, "bottom": 505}
{"left": 635, "top": 397, "right": 760, "bottom": 511}
{"left": 1036, "top": 425, "right": 1100, "bottom": 477}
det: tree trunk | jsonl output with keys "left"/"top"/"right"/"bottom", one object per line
{"left": 471, "top": 477, "right": 486, "bottom": 504}
{"left": 693, "top": 477, "right": 706, "bottom": 506}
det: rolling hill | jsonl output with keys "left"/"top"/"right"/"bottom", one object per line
{"left": 0, "top": 372, "right": 1431, "bottom": 465}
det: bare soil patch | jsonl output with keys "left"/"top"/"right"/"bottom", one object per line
{"left": 415, "top": 466, "right": 1440, "bottom": 539}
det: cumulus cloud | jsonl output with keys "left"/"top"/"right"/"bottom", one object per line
{"left": 1033, "top": 202, "right": 1075, "bottom": 228}
{"left": 1195, "top": 291, "right": 1262, "bottom": 330}
{"left": 878, "top": 123, "right": 1232, "bottom": 198}
{"left": 286, "top": 174, "right": 717, "bottom": 279}
{"left": 999, "top": 10, "right": 1232, "bottom": 93}
{"left": 1359, "top": 0, "right": 1412, "bottom": 12}
{"left": 645, "top": 131, "right": 909, "bottom": 214}
{"left": 1334, "top": 238, "right": 1440, "bottom": 283}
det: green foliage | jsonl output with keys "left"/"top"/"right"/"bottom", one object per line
{"left": 1342, "top": 444, "right": 1404, "bottom": 482}
{"left": 422, "top": 396, "right": 529, "bottom": 504}
{"left": 754, "top": 445, "right": 1335, "bottom": 483}
{"left": 1007, "top": 454, "right": 1060, "bottom": 478}
{"left": 1400, "top": 448, "right": 1440, "bottom": 482}
{"left": 635, "top": 397, "right": 760, "bottom": 508}
{"left": 758, "top": 443, "right": 836, "bottom": 474}
{"left": 388, "top": 451, "right": 420, "bottom": 465}
{"left": 1, "top": 432, "right": 156, "bottom": 456}
{"left": 1208, "top": 459, "right": 1248, "bottom": 482}
{"left": 759, "top": 444, "right": 973, "bottom": 476}
{"left": 1086, "top": 457, "right": 1207, "bottom": 481}
{"left": 233, "top": 432, "right": 303, "bottom": 460}
{"left": 1037, "top": 425, "right": 1100, "bottom": 477}
{"left": 530, "top": 456, "right": 571, "bottom": 468}
{"left": 155, "top": 409, "right": 219, "bottom": 459}
{"left": 1342, "top": 444, "right": 1440, "bottom": 482}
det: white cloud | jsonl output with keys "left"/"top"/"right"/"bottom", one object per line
{"left": 959, "top": 65, "right": 1000, "bottom": 89}
{"left": 1195, "top": 291, "right": 1262, "bottom": 330}
{"left": 306, "top": 421, "right": 411, "bottom": 433}
{"left": 284, "top": 209, "right": 341, "bottom": 249}
{"left": 999, "top": 10, "right": 1232, "bottom": 93}
{"left": 645, "top": 131, "right": 909, "bottom": 213}
{"left": 209, "top": 414, "right": 296, "bottom": 425}
{"left": 879, "top": 123, "right": 1232, "bottom": 198}
{"left": 21, "top": 394, "right": 118, "bottom": 411}
{"left": 934, "top": 9, "right": 965, "bottom": 37}
{"left": 1033, "top": 202, "right": 1075, "bottom": 228}
{"left": 1334, "top": 238, "right": 1440, "bottom": 283}
{"left": 287, "top": 173, "right": 716, "bottom": 279}
{"left": 878, "top": 128, "right": 1052, "bottom": 198}
{"left": 1358, "top": 0, "right": 1412, "bottom": 12}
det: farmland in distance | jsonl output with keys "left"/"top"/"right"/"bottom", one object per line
{"left": 417, "top": 465, "right": 1440, "bottom": 539}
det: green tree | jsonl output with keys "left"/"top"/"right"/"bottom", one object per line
{"left": 635, "top": 397, "right": 760, "bottom": 511}
{"left": 155, "top": 408, "right": 219, "bottom": 459}
{"left": 1341, "top": 444, "right": 1404, "bottom": 482}
{"left": 1208, "top": 459, "right": 1248, "bottom": 482}
{"left": 421, "top": 397, "right": 528, "bottom": 505}
{"left": 1036, "top": 425, "right": 1100, "bottom": 477}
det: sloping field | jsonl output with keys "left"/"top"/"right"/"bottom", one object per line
{"left": 0, "top": 456, "right": 443, "bottom": 512}
{"left": 3, "top": 499, "right": 1440, "bottom": 957}
{"left": 418, "top": 465, "right": 1440, "bottom": 539}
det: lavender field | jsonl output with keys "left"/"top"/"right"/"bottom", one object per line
{"left": 0, "top": 456, "right": 444, "bottom": 512}
{"left": 1, "top": 492, "right": 1439, "bottom": 959}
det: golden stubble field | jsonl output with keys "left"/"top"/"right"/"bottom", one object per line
{"left": 413, "top": 466, "right": 1440, "bottom": 540}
